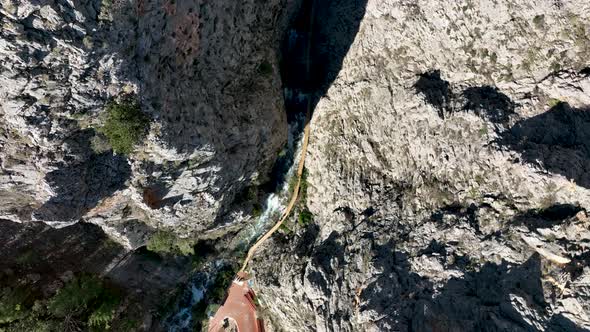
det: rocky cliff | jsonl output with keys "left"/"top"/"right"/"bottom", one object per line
{"left": 1, "top": 0, "right": 590, "bottom": 331}
{"left": 0, "top": 0, "right": 291, "bottom": 246}
{"left": 0, "top": 0, "right": 295, "bottom": 330}
{"left": 251, "top": 0, "right": 590, "bottom": 331}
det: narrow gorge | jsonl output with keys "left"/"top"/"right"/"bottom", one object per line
{"left": 1, "top": 0, "right": 590, "bottom": 331}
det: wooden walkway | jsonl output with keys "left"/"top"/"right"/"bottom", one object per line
{"left": 239, "top": 101, "right": 312, "bottom": 273}
{"left": 239, "top": 0, "right": 318, "bottom": 275}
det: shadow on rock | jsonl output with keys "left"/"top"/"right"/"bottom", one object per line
{"left": 462, "top": 86, "right": 516, "bottom": 124}
{"left": 35, "top": 129, "right": 131, "bottom": 221}
{"left": 260, "top": 215, "right": 586, "bottom": 331}
{"left": 282, "top": 0, "right": 368, "bottom": 93}
{"left": 104, "top": 0, "right": 287, "bottom": 154}
{"left": 413, "top": 254, "right": 547, "bottom": 332}
{"left": 108, "top": 246, "right": 194, "bottom": 303}
{"left": 90, "top": 1, "right": 298, "bottom": 224}
{"left": 282, "top": 0, "right": 368, "bottom": 111}
{"left": 414, "top": 70, "right": 453, "bottom": 119}
{"left": 303, "top": 231, "right": 347, "bottom": 298}
{"left": 139, "top": 164, "right": 186, "bottom": 210}
{"left": 0, "top": 219, "right": 124, "bottom": 282}
{"left": 263, "top": 0, "right": 368, "bottom": 193}
{"left": 295, "top": 222, "right": 320, "bottom": 257}
{"left": 97, "top": 0, "right": 368, "bottom": 224}
{"left": 431, "top": 203, "right": 481, "bottom": 234}
{"left": 547, "top": 314, "right": 589, "bottom": 332}
{"left": 0, "top": 219, "right": 194, "bottom": 329}
{"left": 311, "top": 231, "right": 346, "bottom": 277}
{"left": 413, "top": 71, "right": 517, "bottom": 124}
{"left": 360, "top": 240, "right": 433, "bottom": 331}
{"left": 510, "top": 203, "right": 583, "bottom": 231}
{"left": 498, "top": 102, "right": 590, "bottom": 189}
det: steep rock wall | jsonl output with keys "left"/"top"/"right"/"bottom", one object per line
{"left": 252, "top": 0, "right": 590, "bottom": 331}
{"left": 0, "top": 0, "right": 297, "bottom": 245}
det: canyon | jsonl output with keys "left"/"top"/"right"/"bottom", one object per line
{"left": 1, "top": 0, "right": 590, "bottom": 331}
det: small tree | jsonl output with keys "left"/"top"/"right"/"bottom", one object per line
{"left": 298, "top": 209, "right": 314, "bottom": 226}
{"left": 100, "top": 99, "right": 150, "bottom": 154}
{"left": 47, "top": 275, "right": 103, "bottom": 317}
{"left": 147, "top": 231, "right": 195, "bottom": 256}
{"left": 47, "top": 275, "right": 122, "bottom": 330}
{"left": 0, "top": 287, "right": 31, "bottom": 324}
{"left": 88, "top": 295, "right": 120, "bottom": 330}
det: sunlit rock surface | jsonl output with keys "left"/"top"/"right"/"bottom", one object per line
{"left": 1, "top": 0, "right": 590, "bottom": 331}
{"left": 251, "top": 0, "right": 590, "bottom": 331}
{"left": 0, "top": 0, "right": 292, "bottom": 242}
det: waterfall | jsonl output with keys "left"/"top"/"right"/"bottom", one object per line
{"left": 237, "top": 106, "right": 307, "bottom": 246}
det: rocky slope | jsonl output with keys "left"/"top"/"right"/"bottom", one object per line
{"left": 0, "top": 0, "right": 296, "bottom": 330}
{"left": 251, "top": 0, "right": 590, "bottom": 331}
{"left": 0, "top": 0, "right": 293, "bottom": 246}
{"left": 1, "top": 0, "right": 590, "bottom": 331}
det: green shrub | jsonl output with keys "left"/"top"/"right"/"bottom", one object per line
{"left": 47, "top": 275, "right": 122, "bottom": 330}
{"left": 298, "top": 209, "right": 314, "bottom": 226}
{"left": 3, "top": 314, "right": 61, "bottom": 332}
{"left": 289, "top": 168, "right": 309, "bottom": 199}
{"left": 252, "top": 203, "right": 263, "bottom": 218}
{"left": 99, "top": 99, "right": 150, "bottom": 154}
{"left": 47, "top": 275, "right": 104, "bottom": 317}
{"left": 15, "top": 250, "right": 39, "bottom": 266}
{"left": 209, "top": 266, "right": 237, "bottom": 304}
{"left": 246, "top": 186, "right": 259, "bottom": 201}
{"left": 147, "top": 231, "right": 195, "bottom": 256}
{"left": 258, "top": 60, "right": 273, "bottom": 76}
{"left": 478, "top": 126, "right": 488, "bottom": 137}
{"left": 299, "top": 168, "right": 309, "bottom": 202}
{"left": 119, "top": 318, "right": 140, "bottom": 332}
{"left": 287, "top": 174, "right": 298, "bottom": 196}
{"left": 0, "top": 287, "right": 31, "bottom": 324}
{"left": 547, "top": 98, "right": 562, "bottom": 108}
{"left": 0, "top": 275, "right": 123, "bottom": 331}
{"left": 88, "top": 295, "right": 120, "bottom": 329}
{"left": 279, "top": 223, "right": 292, "bottom": 234}
{"left": 234, "top": 185, "right": 264, "bottom": 219}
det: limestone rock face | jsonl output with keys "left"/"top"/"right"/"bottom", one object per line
{"left": 252, "top": 0, "right": 590, "bottom": 331}
{"left": 0, "top": 0, "right": 291, "bottom": 244}
{"left": 2, "top": 0, "right": 590, "bottom": 330}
